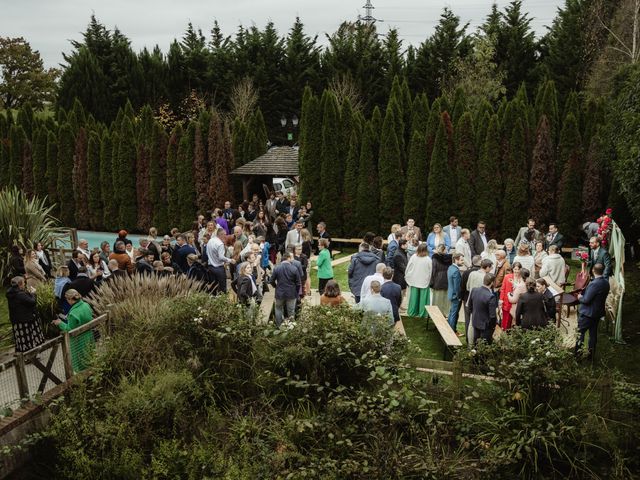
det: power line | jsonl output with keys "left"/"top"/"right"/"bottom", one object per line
{"left": 358, "top": 1, "right": 382, "bottom": 26}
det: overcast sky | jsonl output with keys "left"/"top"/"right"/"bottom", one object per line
{"left": 2, "top": 0, "right": 563, "bottom": 68}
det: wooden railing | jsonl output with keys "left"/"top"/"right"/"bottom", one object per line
{"left": 0, "top": 313, "right": 109, "bottom": 410}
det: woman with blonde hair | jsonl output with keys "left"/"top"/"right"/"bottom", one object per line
{"left": 426, "top": 223, "right": 451, "bottom": 257}
{"left": 388, "top": 224, "right": 402, "bottom": 244}
{"left": 53, "top": 289, "right": 95, "bottom": 372}
{"left": 513, "top": 242, "right": 535, "bottom": 273}
{"left": 24, "top": 249, "right": 47, "bottom": 289}
{"left": 405, "top": 243, "right": 432, "bottom": 318}
{"left": 481, "top": 240, "right": 499, "bottom": 274}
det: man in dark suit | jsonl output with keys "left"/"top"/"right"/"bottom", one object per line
{"left": 461, "top": 255, "right": 481, "bottom": 345}
{"left": 287, "top": 199, "right": 300, "bottom": 221}
{"left": 66, "top": 250, "right": 84, "bottom": 281}
{"left": 575, "top": 263, "right": 610, "bottom": 359}
{"left": 545, "top": 223, "right": 564, "bottom": 251}
{"left": 275, "top": 191, "right": 290, "bottom": 215}
{"left": 467, "top": 273, "right": 498, "bottom": 345}
{"left": 315, "top": 222, "right": 331, "bottom": 255}
{"left": 62, "top": 266, "right": 95, "bottom": 298}
{"left": 587, "top": 237, "right": 612, "bottom": 278}
{"left": 270, "top": 252, "right": 301, "bottom": 327}
{"left": 380, "top": 267, "right": 402, "bottom": 323}
{"left": 106, "top": 259, "right": 128, "bottom": 282}
{"left": 469, "top": 221, "right": 488, "bottom": 257}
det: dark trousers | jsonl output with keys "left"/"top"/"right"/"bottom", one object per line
{"left": 318, "top": 277, "right": 331, "bottom": 295}
{"left": 575, "top": 315, "right": 598, "bottom": 356}
{"left": 463, "top": 303, "right": 471, "bottom": 342}
{"left": 473, "top": 321, "right": 496, "bottom": 346}
{"left": 209, "top": 265, "right": 227, "bottom": 294}
{"left": 354, "top": 295, "right": 361, "bottom": 304}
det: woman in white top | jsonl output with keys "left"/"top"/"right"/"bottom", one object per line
{"left": 513, "top": 242, "right": 535, "bottom": 273}
{"left": 404, "top": 243, "right": 432, "bottom": 318}
{"left": 481, "top": 239, "right": 499, "bottom": 274}
{"left": 86, "top": 251, "right": 111, "bottom": 282}
{"left": 387, "top": 224, "right": 401, "bottom": 244}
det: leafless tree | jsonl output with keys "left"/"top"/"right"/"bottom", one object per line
{"left": 230, "top": 77, "right": 259, "bottom": 122}
{"left": 328, "top": 74, "right": 364, "bottom": 112}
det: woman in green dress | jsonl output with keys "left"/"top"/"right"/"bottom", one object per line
{"left": 52, "top": 289, "right": 95, "bottom": 372}
{"left": 316, "top": 238, "right": 333, "bottom": 295}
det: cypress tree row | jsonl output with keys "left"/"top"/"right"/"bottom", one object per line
{"left": 73, "top": 128, "right": 91, "bottom": 229}
{"left": 57, "top": 124, "right": 76, "bottom": 226}
{"left": 150, "top": 122, "right": 169, "bottom": 233}
{"left": 136, "top": 143, "right": 152, "bottom": 231}
{"left": 454, "top": 112, "right": 477, "bottom": 227}
{"left": 177, "top": 124, "right": 196, "bottom": 229}
{"left": 528, "top": 116, "right": 556, "bottom": 228}
{"left": 231, "top": 118, "right": 247, "bottom": 168}
{"left": 117, "top": 117, "right": 138, "bottom": 230}
{"left": 87, "top": 131, "right": 103, "bottom": 230}
{"left": 45, "top": 130, "right": 58, "bottom": 208}
{"left": 426, "top": 115, "right": 452, "bottom": 227}
{"left": 9, "top": 124, "right": 26, "bottom": 188}
{"left": 378, "top": 108, "right": 405, "bottom": 231}
{"left": 320, "top": 91, "right": 342, "bottom": 234}
{"left": 0, "top": 115, "right": 9, "bottom": 188}
{"left": 355, "top": 122, "right": 380, "bottom": 235}
{"left": 403, "top": 130, "right": 428, "bottom": 222}
{"left": 476, "top": 115, "right": 502, "bottom": 233}
{"left": 32, "top": 128, "right": 48, "bottom": 198}
{"left": 166, "top": 125, "right": 182, "bottom": 228}
{"left": 342, "top": 130, "right": 360, "bottom": 222}
{"left": 536, "top": 80, "right": 559, "bottom": 143}
{"left": 410, "top": 93, "right": 430, "bottom": 139}
{"left": 425, "top": 98, "right": 442, "bottom": 161}
{"left": 501, "top": 119, "right": 529, "bottom": 236}
{"left": 339, "top": 99, "right": 355, "bottom": 163}
{"left": 99, "top": 132, "right": 115, "bottom": 231}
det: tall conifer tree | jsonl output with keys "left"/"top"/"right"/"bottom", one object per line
{"left": 194, "top": 122, "right": 210, "bottom": 212}
{"left": 150, "top": 123, "right": 169, "bottom": 232}
{"left": 454, "top": 112, "right": 477, "bottom": 227}
{"left": 99, "top": 132, "right": 116, "bottom": 231}
{"left": 557, "top": 112, "right": 581, "bottom": 176}
{"left": 117, "top": 117, "right": 138, "bottom": 230}
{"left": 355, "top": 122, "right": 380, "bottom": 235}
{"left": 57, "top": 124, "right": 76, "bottom": 226}
{"left": 32, "top": 128, "right": 48, "bottom": 198}
{"left": 87, "top": 131, "right": 103, "bottom": 229}
{"left": 557, "top": 114, "right": 583, "bottom": 239}
{"left": 298, "top": 94, "right": 322, "bottom": 204}
{"left": 320, "top": 92, "right": 342, "bottom": 233}
{"left": 501, "top": 119, "right": 528, "bottom": 236}
{"left": 528, "top": 116, "right": 556, "bottom": 228}
{"left": 582, "top": 129, "right": 607, "bottom": 220}
{"left": 21, "top": 140, "right": 34, "bottom": 198}
{"left": 342, "top": 130, "right": 360, "bottom": 234}
{"left": 378, "top": 108, "right": 405, "bottom": 231}
{"left": 166, "top": 125, "right": 182, "bottom": 228}
{"left": 476, "top": 115, "right": 502, "bottom": 233}
{"left": 73, "top": 128, "right": 90, "bottom": 228}
{"left": 177, "top": 124, "right": 196, "bottom": 229}
{"left": 426, "top": 115, "right": 453, "bottom": 227}
{"left": 403, "top": 130, "right": 428, "bottom": 222}
{"left": 9, "top": 124, "right": 25, "bottom": 188}
{"left": 45, "top": 131, "right": 58, "bottom": 209}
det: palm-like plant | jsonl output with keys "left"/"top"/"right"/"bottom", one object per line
{"left": 0, "top": 187, "right": 60, "bottom": 281}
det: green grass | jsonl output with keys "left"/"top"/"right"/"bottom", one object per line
{"left": 0, "top": 286, "right": 11, "bottom": 350}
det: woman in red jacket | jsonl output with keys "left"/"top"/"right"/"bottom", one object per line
{"left": 499, "top": 261, "right": 522, "bottom": 330}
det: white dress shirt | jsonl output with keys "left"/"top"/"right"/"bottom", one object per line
{"left": 207, "top": 236, "right": 231, "bottom": 267}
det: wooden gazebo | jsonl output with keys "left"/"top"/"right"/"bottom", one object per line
{"left": 231, "top": 146, "right": 299, "bottom": 199}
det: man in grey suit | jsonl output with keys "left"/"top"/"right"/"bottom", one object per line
{"left": 443, "top": 216, "right": 462, "bottom": 247}
{"left": 587, "top": 237, "right": 612, "bottom": 279}
{"left": 514, "top": 218, "right": 540, "bottom": 247}
{"left": 359, "top": 281, "right": 394, "bottom": 326}
{"left": 400, "top": 218, "right": 422, "bottom": 241}
{"left": 468, "top": 273, "right": 498, "bottom": 345}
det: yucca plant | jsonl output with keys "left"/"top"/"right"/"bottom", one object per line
{"left": 0, "top": 186, "right": 60, "bottom": 282}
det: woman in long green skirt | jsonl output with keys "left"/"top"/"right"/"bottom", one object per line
{"left": 404, "top": 244, "right": 432, "bottom": 318}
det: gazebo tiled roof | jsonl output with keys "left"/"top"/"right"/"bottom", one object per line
{"left": 231, "top": 146, "right": 299, "bottom": 176}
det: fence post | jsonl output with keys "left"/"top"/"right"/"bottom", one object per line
{"left": 14, "top": 353, "right": 29, "bottom": 401}
{"left": 61, "top": 333, "right": 74, "bottom": 381}
{"left": 452, "top": 357, "right": 463, "bottom": 400}
{"left": 600, "top": 377, "right": 613, "bottom": 418}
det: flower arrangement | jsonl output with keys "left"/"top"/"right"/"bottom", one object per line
{"left": 576, "top": 251, "right": 589, "bottom": 263}
{"left": 596, "top": 208, "right": 613, "bottom": 247}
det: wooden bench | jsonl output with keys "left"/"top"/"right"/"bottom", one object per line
{"left": 312, "top": 253, "right": 353, "bottom": 270}
{"left": 425, "top": 306, "right": 462, "bottom": 360}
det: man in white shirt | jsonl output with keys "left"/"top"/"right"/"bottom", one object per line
{"left": 443, "top": 216, "right": 461, "bottom": 246}
{"left": 207, "top": 228, "right": 235, "bottom": 294}
{"left": 285, "top": 220, "right": 304, "bottom": 249}
{"left": 454, "top": 229, "right": 472, "bottom": 269}
{"left": 360, "top": 263, "right": 386, "bottom": 301}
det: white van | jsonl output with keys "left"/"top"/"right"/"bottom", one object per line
{"left": 272, "top": 177, "right": 298, "bottom": 197}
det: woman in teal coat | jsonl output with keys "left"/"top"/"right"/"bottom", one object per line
{"left": 316, "top": 238, "right": 333, "bottom": 295}
{"left": 53, "top": 289, "right": 95, "bottom": 372}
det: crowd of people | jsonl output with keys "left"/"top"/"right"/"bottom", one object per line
{"left": 6, "top": 192, "right": 614, "bottom": 363}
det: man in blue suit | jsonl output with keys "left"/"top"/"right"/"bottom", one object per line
{"left": 575, "top": 263, "right": 610, "bottom": 359}
{"left": 587, "top": 237, "right": 612, "bottom": 279}
{"left": 468, "top": 273, "right": 498, "bottom": 345}
{"left": 447, "top": 253, "right": 464, "bottom": 333}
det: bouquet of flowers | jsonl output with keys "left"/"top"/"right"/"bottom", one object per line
{"left": 596, "top": 208, "right": 613, "bottom": 247}
{"left": 576, "top": 251, "right": 589, "bottom": 263}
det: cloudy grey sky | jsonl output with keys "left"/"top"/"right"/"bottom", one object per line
{"left": 2, "top": 0, "right": 563, "bottom": 68}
